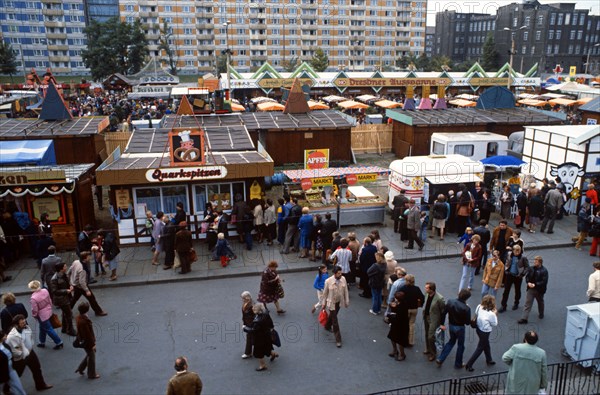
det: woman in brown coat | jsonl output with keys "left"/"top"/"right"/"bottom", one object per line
{"left": 241, "top": 291, "right": 256, "bottom": 359}
{"left": 75, "top": 302, "right": 99, "bottom": 379}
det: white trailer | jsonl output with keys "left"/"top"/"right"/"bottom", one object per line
{"left": 430, "top": 132, "right": 509, "bottom": 162}
{"left": 388, "top": 154, "right": 485, "bottom": 207}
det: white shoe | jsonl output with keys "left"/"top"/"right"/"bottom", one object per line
{"left": 369, "top": 309, "right": 379, "bottom": 316}
{"left": 242, "top": 354, "right": 252, "bottom": 359}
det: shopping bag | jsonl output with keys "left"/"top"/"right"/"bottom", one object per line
{"left": 190, "top": 248, "right": 198, "bottom": 263}
{"left": 50, "top": 313, "right": 61, "bottom": 329}
{"left": 173, "top": 251, "right": 181, "bottom": 269}
{"left": 318, "top": 309, "right": 328, "bottom": 327}
{"left": 435, "top": 327, "right": 445, "bottom": 353}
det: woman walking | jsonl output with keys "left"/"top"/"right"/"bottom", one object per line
{"left": 387, "top": 291, "right": 409, "bottom": 361}
{"left": 257, "top": 261, "right": 286, "bottom": 315}
{"left": 50, "top": 262, "right": 76, "bottom": 336}
{"left": 240, "top": 291, "right": 255, "bottom": 359}
{"left": 28, "top": 280, "right": 63, "bottom": 349}
{"left": 243, "top": 303, "right": 278, "bottom": 372}
{"left": 465, "top": 295, "right": 498, "bottom": 372}
{"left": 100, "top": 230, "right": 120, "bottom": 281}
{"left": 311, "top": 265, "right": 329, "bottom": 314}
{"left": 527, "top": 190, "right": 544, "bottom": 233}
{"left": 75, "top": 302, "right": 100, "bottom": 379}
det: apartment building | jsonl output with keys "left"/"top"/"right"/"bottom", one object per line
{"left": 434, "top": 11, "right": 496, "bottom": 64}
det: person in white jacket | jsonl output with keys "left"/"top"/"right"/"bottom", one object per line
{"left": 6, "top": 314, "right": 53, "bottom": 391}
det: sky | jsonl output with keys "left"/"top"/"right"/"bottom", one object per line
{"left": 426, "top": 0, "right": 600, "bottom": 26}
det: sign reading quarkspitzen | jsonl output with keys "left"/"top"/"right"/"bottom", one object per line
{"left": 145, "top": 166, "right": 228, "bottom": 183}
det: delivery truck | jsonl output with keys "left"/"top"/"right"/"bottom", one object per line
{"left": 430, "top": 132, "right": 509, "bottom": 162}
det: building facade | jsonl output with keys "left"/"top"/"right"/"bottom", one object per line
{"left": 83, "top": 0, "right": 120, "bottom": 24}
{"left": 433, "top": 1, "right": 600, "bottom": 74}
{"left": 424, "top": 26, "right": 434, "bottom": 58}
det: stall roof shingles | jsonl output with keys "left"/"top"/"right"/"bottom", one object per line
{"left": 162, "top": 110, "right": 351, "bottom": 131}
{"left": 0, "top": 117, "right": 107, "bottom": 138}
{"left": 388, "top": 108, "right": 563, "bottom": 126}
{"left": 0, "top": 163, "right": 94, "bottom": 180}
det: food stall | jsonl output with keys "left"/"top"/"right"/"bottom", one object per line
{"left": 282, "top": 166, "right": 390, "bottom": 226}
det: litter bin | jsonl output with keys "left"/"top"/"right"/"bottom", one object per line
{"left": 563, "top": 303, "right": 600, "bottom": 370}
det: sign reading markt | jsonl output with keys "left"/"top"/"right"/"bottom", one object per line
{"left": 333, "top": 78, "right": 452, "bottom": 87}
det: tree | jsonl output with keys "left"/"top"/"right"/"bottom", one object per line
{"left": 158, "top": 21, "right": 177, "bottom": 75}
{"left": 281, "top": 56, "right": 299, "bottom": 72}
{"left": 481, "top": 33, "right": 499, "bottom": 71}
{"left": 216, "top": 53, "right": 228, "bottom": 75}
{"left": 310, "top": 48, "right": 329, "bottom": 72}
{"left": 0, "top": 41, "right": 18, "bottom": 81}
{"left": 82, "top": 17, "right": 149, "bottom": 81}
{"left": 396, "top": 54, "right": 417, "bottom": 70}
{"left": 416, "top": 53, "right": 431, "bottom": 71}
{"left": 430, "top": 56, "right": 454, "bottom": 72}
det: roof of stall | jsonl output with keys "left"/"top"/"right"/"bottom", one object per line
{"left": 0, "top": 117, "right": 109, "bottom": 138}
{"left": 386, "top": 108, "right": 563, "bottom": 127}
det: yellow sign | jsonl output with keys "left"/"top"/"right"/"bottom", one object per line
{"left": 115, "top": 189, "right": 131, "bottom": 209}
{"left": 304, "top": 149, "right": 329, "bottom": 170}
{"left": 469, "top": 78, "right": 511, "bottom": 86}
{"left": 258, "top": 78, "right": 314, "bottom": 88}
{"left": 0, "top": 170, "right": 66, "bottom": 185}
{"left": 357, "top": 173, "right": 377, "bottom": 182}
{"left": 569, "top": 66, "right": 577, "bottom": 77}
{"left": 311, "top": 177, "right": 334, "bottom": 187}
{"left": 249, "top": 180, "right": 262, "bottom": 200}
{"left": 31, "top": 196, "right": 62, "bottom": 222}
{"left": 333, "top": 78, "right": 451, "bottom": 88}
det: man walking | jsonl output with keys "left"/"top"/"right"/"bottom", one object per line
{"left": 405, "top": 199, "right": 424, "bottom": 251}
{"left": 40, "top": 246, "right": 61, "bottom": 290}
{"left": 392, "top": 190, "right": 409, "bottom": 237}
{"left": 358, "top": 237, "right": 377, "bottom": 298}
{"left": 76, "top": 224, "right": 97, "bottom": 284}
{"left": 175, "top": 222, "right": 193, "bottom": 274}
{"left": 499, "top": 245, "right": 529, "bottom": 312}
{"left": 69, "top": 252, "right": 108, "bottom": 316}
{"left": 282, "top": 199, "right": 302, "bottom": 254}
{"left": 587, "top": 261, "right": 600, "bottom": 302}
{"left": 166, "top": 356, "right": 203, "bottom": 395}
{"left": 482, "top": 250, "right": 504, "bottom": 298}
{"left": 320, "top": 213, "right": 338, "bottom": 263}
{"left": 502, "top": 330, "right": 547, "bottom": 395}
{"left": 436, "top": 289, "right": 471, "bottom": 369}
{"left": 423, "top": 282, "right": 445, "bottom": 361}
{"left": 518, "top": 256, "right": 548, "bottom": 324}
{"left": 540, "top": 181, "right": 562, "bottom": 234}
{"left": 490, "top": 220, "right": 513, "bottom": 265}
{"left": 322, "top": 266, "right": 350, "bottom": 348}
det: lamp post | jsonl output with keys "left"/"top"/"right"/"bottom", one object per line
{"left": 503, "top": 26, "right": 527, "bottom": 90}
{"left": 18, "top": 43, "right": 27, "bottom": 82}
{"left": 222, "top": 20, "right": 231, "bottom": 93}
{"left": 585, "top": 43, "right": 600, "bottom": 75}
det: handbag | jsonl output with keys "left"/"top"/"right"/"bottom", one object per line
{"left": 514, "top": 215, "right": 522, "bottom": 226}
{"left": 50, "top": 313, "right": 61, "bottom": 329}
{"left": 318, "top": 309, "right": 328, "bottom": 327}
{"left": 173, "top": 251, "right": 181, "bottom": 269}
{"left": 72, "top": 338, "right": 85, "bottom": 349}
{"left": 190, "top": 248, "right": 198, "bottom": 263}
{"left": 276, "top": 282, "right": 285, "bottom": 299}
{"left": 271, "top": 329, "right": 281, "bottom": 348}
{"left": 470, "top": 306, "right": 480, "bottom": 329}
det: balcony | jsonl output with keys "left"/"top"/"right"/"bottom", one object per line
{"left": 49, "top": 55, "right": 70, "bottom": 62}
{"left": 196, "top": 22, "right": 213, "bottom": 30}
{"left": 46, "top": 33, "right": 67, "bottom": 40}
{"left": 250, "top": 55, "right": 268, "bottom": 61}
{"left": 44, "top": 21, "right": 66, "bottom": 28}
{"left": 249, "top": 44, "right": 268, "bottom": 51}
{"left": 42, "top": 9, "right": 63, "bottom": 16}
{"left": 48, "top": 66, "right": 70, "bottom": 73}
{"left": 197, "top": 55, "right": 213, "bottom": 61}
{"left": 196, "top": 34, "right": 214, "bottom": 40}
{"left": 48, "top": 44, "right": 68, "bottom": 51}
{"left": 41, "top": 0, "right": 62, "bottom": 3}
{"left": 139, "top": 11, "right": 159, "bottom": 18}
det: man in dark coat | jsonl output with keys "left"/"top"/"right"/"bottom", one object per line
{"left": 321, "top": 213, "right": 338, "bottom": 264}
{"left": 518, "top": 256, "right": 549, "bottom": 324}
{"left": 392, "top": 190, "right": 409, "bottom": 238}
{"left": 162, "top": 218, "right": 177, "bottom": 270}
{"left": 473, "top": 219, "right": 491, "bottom": 275}
{"left": 516, "top": 189, "right": 529, "bottom": 229}
{"left": 175, "top": 222, "right": 193, "bottom": 274}
{"left": 40, "top": 246, "right": 61, "bottom": 290}
{"left": 358, "top": 237, "right": 377, "bottom": 298}
{"left": 447, "top": 190, "right": 458, "bottom": 234}
{"left": 76, "top": 224, "right": 96, "bottom": 284}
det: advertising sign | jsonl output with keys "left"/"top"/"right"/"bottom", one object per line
{"left": 145, "top": 166, "right": 227, "bottom": 183}
{"left": 169, "top": 127, "right": 205, "bottom": 166}
{"left": 304, "top": 149, "right": 329, "bottom": 170}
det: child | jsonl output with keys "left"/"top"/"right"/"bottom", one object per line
{"left": 458, "top": 227, "right": 473, "bottom": 247}
{"left": 215, "top": 233, "right": 236, "bottom": 267}
{"left": 311, "top": 265, "right": 329, "bottom": 314}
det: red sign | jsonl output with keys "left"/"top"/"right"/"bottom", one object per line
{"left": 300, "top": 179, "right": 313, "bottom": 191}
{"left": 553, "top": 64, "right": 563, "bottom": 74}
{"left": 346, "top": 174, "right": 357, "bottom": 185}
{"left": 305, "top": 149, "right": 329, "bottom": 170}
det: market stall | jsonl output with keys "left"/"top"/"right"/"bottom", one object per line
{"left": 282, "top": 166, "right": 390, "bottom": 226}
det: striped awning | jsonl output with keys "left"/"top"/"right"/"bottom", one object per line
{"left": 282, "top": 166, "right": 390, "bottom": 181}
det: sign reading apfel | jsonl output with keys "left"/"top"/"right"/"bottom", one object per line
{"left": 304, "top": 149, "right": 330, "bottom": 170}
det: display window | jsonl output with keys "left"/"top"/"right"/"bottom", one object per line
{"left": 133, "top": 186, "right": 189, "bottom": 218}
{"left": 194, "top": 182, "right": 245, "bottom": 213}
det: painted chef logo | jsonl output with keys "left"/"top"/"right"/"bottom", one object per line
{"left": 174, "top": 130, "right": 200, "bottom": 162}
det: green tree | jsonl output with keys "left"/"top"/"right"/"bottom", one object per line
{"left": 0, "top": 41, "right": 18, "bottom": 81}
{"left": 82, "top": 17, "right": 149, "bottom": 81}
{"left": 396, "top": 54, "right": 417, "bottom": 70}
{"left": 416, "top": 53, "right": 431, "bottom": 71}
{"left": 216, "top": 53, "right": 228, "bottom": 75}
{"left": 430, "top": 56, "right": 454, "bottom": 72}
{"left": 281, "top": 56, "right": 299, "bottom": 72}
{"left": 158, "top": 21, "right": 177, "bottom": 75}
{"left": 310, "top": 48, "right": 329, "bottom": 72}
{"left": 481, "top": 33, "right": 499, "bottom": 71}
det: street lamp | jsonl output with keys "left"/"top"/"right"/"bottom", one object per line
{"left": 503, "top": 26, "right": 527, "bottom": 89}
{"left": 222, "top": 20, "right": 232, "bottom": 93}
{"left": 585, "top": 43, "right": 600, "bottom": 75}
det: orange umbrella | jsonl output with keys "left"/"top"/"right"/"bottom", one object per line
{"left": 448, "top": 99, "right": 477, "bottom": 107}
{"left": 307, "top": 100, "right": 329, "bottom": 110}
{"left": 257, "top": 102, "right": 285, "bottom": 111}
{"left": 548, "top": 98, "right": 577, "bottom": 106}
{"left": 576, "top": 97, "right": 593, "bottom": 105}
{"left": 374, "top": 99, "right": 403, "bottom": 109}
{"left": 231, "top": 103, "right": 245, "bottom": 112}
{"left": 517, "top": 99, "right": 548, "bottom": 107}
{"left": 337, "top": 100, "right": 369, "bottom": 110}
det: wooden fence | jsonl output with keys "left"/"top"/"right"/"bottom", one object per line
{"left": 104, "top": 131, "right": 132, "bottom": 155}
{"left": 351, "top": 124, "right": 393, "bottom": 154}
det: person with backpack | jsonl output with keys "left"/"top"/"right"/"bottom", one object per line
{"left": 100, "top": 230, "right": 120, "bottom": 281}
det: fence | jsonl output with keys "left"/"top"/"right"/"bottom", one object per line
{"left": 104, "top": 131, "right": 132, "bottom": 155}
{"left": 372, "top": 358, "right": 600, "bottom": 395}
{"left": 351, "top": 124, "right": 393, "bottom": 154}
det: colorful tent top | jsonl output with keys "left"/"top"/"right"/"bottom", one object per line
{"left": 257, "top": 102, "right": 285, "bottom": 111}
{"left": 476, "top": 86, "right": 515, "bottom": 110}
{"left": 374, "top": 99, "right": 403, "bottom": 109}
{"left": 517, "top": 99, "right": 548, "bottom": 107}
{"left": 307, "top": 100, "right": 330, "bottom": 110}
{"left": 251, "top": 97, "right": 276, "bottom": 104}
{"left": 545, "top": 81, "right": 593, "bottom": 92}
{"left": 576, "top": 97, "right": 593, "bottom": 105}
{"left": 322, "top": 95, "right": 347, "bottom": 103}
{"left": 540, "top": 93, "right": 567, "bottom": 99}
{"left": 549, "top": 98, "right": 577, "bottom": 106}
{"left": 517, "top": 93, "right": 541, "bottom": 100}
{"left": 448, "top": 99, "right": 477, "bottom": 107}
{"left": 337, "top": 100, "right": 369, "bottom": 110}
{"left": 231, "top": 103, "right": 245, "bottom": 112}
{"left": 455, "top": 94, "right": 479, "bottom": 100}
{"left": 355, "top": 94, "right": 378, "bottom": 103}
{"left": 0, "top": 140, "right": 56, "bottom": 166}
{"left": 282, "top": 166, "right": 390, "bottom": 181}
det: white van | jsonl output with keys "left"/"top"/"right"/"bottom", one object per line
{"left": 430, "top": 132, "right": 509, "bottom": 161}
{"left": 388, "top": 154, "right": 485, "bottom": 207}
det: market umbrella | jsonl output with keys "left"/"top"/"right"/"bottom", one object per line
{"left": 307, "top": 100, "right": 330, "bottom": 110}
{"left": 230, "top": 103, "right": 245, "bottom": 112}
{"left": 448, "top": 98, "right": 477, "bottom": 107}
{"left": 337, "top": 100, "right": 369, "bottom": 110}
{"left": 576, "top": 97, "right": 593, "bottom": 105}
{"left": 374, "top": 99, "right": 403, "bottom": 109}
{"left": 548, "top": 98, "right": 577, "bottom": 106}
{"left": 480, "top": 155, "right": 526, "bottom": 169}
{"left": 517, "top": 99, "right": 548, "bottom": 107}
{"left": 322, "top": 95, "right": 347, "bottom": 103}
{"left": 256, "top": 102, "right": 285, "bottom": 111}
{"left": 355, "top": 94, "right": 378, "bottom": 103}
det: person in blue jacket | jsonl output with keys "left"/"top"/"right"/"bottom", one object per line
{"left": 311, "top": 264, "right": 329, "bottom": 314}
{"left": 297, "top": 207, "right": 314, "bottom": 258}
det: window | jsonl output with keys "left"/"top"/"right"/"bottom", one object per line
{"left": 453, "top": 145, "right": 474, "bottom": 157}
{"left": 535, "top": 31, "right": 541, "bottom": 40}
{"left": 523, "top": 31, "right": 528, "bottom": 41}
{"left": 565, "top": 13, "right": 570, "bottom": 25}
{"left": 486, "top": 142, "right": 498, "bottom": 157}
{"left": 570, "top": 31, "right": 576, "bottom": 40}
{"left": 550, "top": 13, "right": 556, "bottom": 25}
{"left": 194, "top": 183, "right": 244, "bottom": 213}
{"left": 556, "top": 30, "right": 561, "bottom": 40}
{"left": 432, "top": 141, "right": 445, "bottom": 155}
{"left": 537, "top": 16, "right": 543, "bottom": 26}
{"left": 134, "top": 186, "right": 189, "bottom": 218}
{"left": 557, "top": 14, "right": 563, "bottom": 25}
{"left": 521, "top": 45, "right": 527, "bottom": 54}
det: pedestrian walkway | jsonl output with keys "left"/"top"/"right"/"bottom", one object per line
{"left": 2, "top": 213, "right": 581, "bottom": 297}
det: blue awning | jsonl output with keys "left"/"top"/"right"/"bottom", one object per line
{"left": 0, "top": 140, "right": 57, "bottom": 166}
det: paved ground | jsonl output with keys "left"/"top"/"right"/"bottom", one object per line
{"left": 10, "top": 245, "right": 597, "bottom": 395}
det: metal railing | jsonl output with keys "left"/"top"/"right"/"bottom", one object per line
{"left": 372, "top": 358, "right": 600, "bottom": 395}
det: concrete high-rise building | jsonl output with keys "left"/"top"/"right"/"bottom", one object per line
{"left": 424, "top": 26, "right": 435, "bottom": 58}
{"left": 119, "top": 0, "right": 427, "bottom": 74}
{"left": 84, "top": 0, "right": 120, "bottom": 24}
